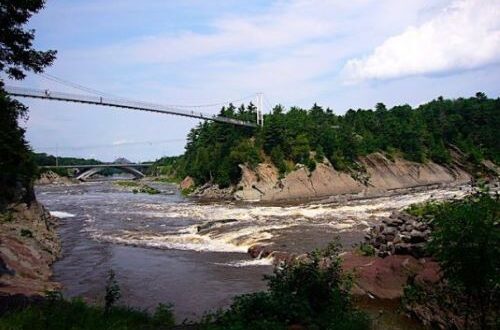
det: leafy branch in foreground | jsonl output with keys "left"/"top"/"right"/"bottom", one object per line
{"left": 403, "top": 189, "right": 499, "bottom": 329}
{"left": 202, "top": 241, "right": 370, "bottom": 330}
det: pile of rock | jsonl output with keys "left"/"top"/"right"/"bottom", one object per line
{"left": 364, "top": 211, "right": 432, "bottom": 258}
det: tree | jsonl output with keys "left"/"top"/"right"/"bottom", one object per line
{"left": 427, "top": 191, "right": 500, "bottom": 328}
{"left": 0, "top": 0, "right": 56, "bottom": 209}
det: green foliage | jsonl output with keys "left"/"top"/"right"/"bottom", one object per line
{"left": 356, "top": 242, "right": 375, "bottom": 256}
{"left": 427, "top": 191, "right": 499, "bottom": 293}
{"left": 229, "top": 139, "right": 261, "bottom": 169}
{"left": 0, "top": 210, "right": 14, "bottom": 223}
{"left": 405, "top": 200, "right": 444, "bottom": 218}
{"left": 114, "top": 181, "right": 160, "bottom": 194}
{"left": 114, "top": 180, "right": 140, "bottom": 187}
{"left": 104, "top": 270, "right": 121, "bottom": 313}
{"left": 0, "top": 296, "right": 175, "bottom": 330}
{"left": 137, "top": 185, "right": 160, "bottom": 195}
{"left": 152, "top": 303, "right": 175, "bottom": 328}
{"left": 270, "top": 146, "right": 287, "bottom": 175}
{"left": 0, "top": 1, "right": 56, "bottom": 209}
{"left": 202, "top": 241, "right": 370, "bottom": 330}
{"left": 148, "top": 156, "right": 182, "bottom": 180}
{"left": 181, "top": 186, "right": 196, "bottom": 196}
{"left": 291, "top": 134, "right": 310, "bottom": 164}
{"left": 408, "top": 190, "right": 500, "bottom": 328}
{"left": 20, "top": 229, "right": 33, "bottom": 238}
{"left": 177, "top": 93, "right": 499, "bottom": 188}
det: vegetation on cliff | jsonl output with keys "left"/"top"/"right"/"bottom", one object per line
{"left": 172, "top": 94, "right": 499, "bottom": 188}
{"left": 0, "top": 0, "right": 56, "bottom": 209}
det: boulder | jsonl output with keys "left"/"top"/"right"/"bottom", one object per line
{"left": 394, "top": 243, "right": 412, "bottom": 255}
{"left": 342, "top": 252, "right": 426, "bottom": 299}
{"left": 247, "top": 244, "right": 272, "bottom": 259}
{"left": 180, "top": 176, "right": 195, "bottom": 190}
{"left": 410, "top": 230, "right": 426, "bottom": 243}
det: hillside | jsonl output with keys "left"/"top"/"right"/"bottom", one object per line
{"left": 167, "top": 93, "right": 498, "bottom": 195}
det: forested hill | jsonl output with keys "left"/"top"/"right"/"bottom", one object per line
{"left": 168, "top": 93, "right": 499, "bottom": 188}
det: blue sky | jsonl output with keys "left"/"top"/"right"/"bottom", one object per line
{"left": 7, "top": 0, "right": 500, "bottom": 162}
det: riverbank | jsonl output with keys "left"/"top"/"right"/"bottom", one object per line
{"left": 188, "top": 151, "right": 481, "bottom": 202}
{"left": 0, "top": 201, "right": 61, "bottom": 297}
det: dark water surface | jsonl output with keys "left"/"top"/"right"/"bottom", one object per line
{"left": 37, "top": 180, "right": 465, "bottom": 324}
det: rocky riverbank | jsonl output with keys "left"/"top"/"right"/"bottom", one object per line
{"left": 0, "top": 201, "right": 61, "bottom": 296}
{"left": 363, "top": 211, "right": 432, "bottom": 258}
{"left": 189, "top": 152, "right": 472, "bottom": 202}
{"left": 36, "top": 171, "right": 76, "bottom": 185}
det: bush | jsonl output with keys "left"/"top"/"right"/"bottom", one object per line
{"left": 426, "top": 190, "right": 499, "bottom": 328}
{"left": 104, "top": 270, "right": 121, "bottom": 313}
{"left": 20, "top": 229, "right": 33, "bottom": 238}
{"left": 0, "top": 297, "right": 175, "bottom": 330}
{"left": 356, "top": 243, "right": 375, "bottom": 256}
{"left": 202, "top": 241, "right": 370, "bottom": 329}
{"left": 403, "top": 189, "right": 499, "bottom": 329}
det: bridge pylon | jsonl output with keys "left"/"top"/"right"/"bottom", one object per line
{"left": 256, "top": 93, "right": 264, "bottom": 127}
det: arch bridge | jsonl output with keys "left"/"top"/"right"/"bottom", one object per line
{"left": 42, "top": 163, "right": 153, "bottom": 181}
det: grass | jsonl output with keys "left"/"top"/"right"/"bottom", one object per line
{"left": 114, "top": 180, "right": 140, "bottom": 188}
{"left": 114, "top": 181, "right": 161, "bottom": 195}
{"left": 152, "top": 176, "right": 181, "bottom": 184}
{"left": 0, "top": 297, "right": 175, "bottom": 330}
{"left": 0, "top": 210, "right": 13, "bottom": 223}
{"left": 355, "top": 242, "right": 375, "bottom": 256}
{"left": 405, "top": 200, "right": 444, "bottom": 218}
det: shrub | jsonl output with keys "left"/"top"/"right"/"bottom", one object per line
{"left": 202, "top": 241, "right": 370, "bottom": 329}
{"left": 425, "top": 190, "right": 499, "bottom": 328}
{"left": 403, "top": 189, "right": 499, "bottom": 329}
{"left": 104, "top": 270, "right": 121, "bottom": 313}
{"left": 356, "top": 243, "right": 375, "bottom": 256}
{"left": 0, "top": 297, "right": 175, "bottom": 330}
{"left": 20, "top": 229, "right": 33, "bottom": 238}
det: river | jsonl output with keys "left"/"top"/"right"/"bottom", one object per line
{"left": 35, "top": 180, "right": 469, "bottom": 323}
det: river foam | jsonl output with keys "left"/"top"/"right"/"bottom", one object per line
{"left": 69, "top": 183, "right": 472, "bottom": 254}
{"left": 50, "top": 211, "right": 76, "bottom": 218}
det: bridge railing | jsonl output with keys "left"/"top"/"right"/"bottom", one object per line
{"left": 5, "top": 86, "right": 258, "bottom": 128}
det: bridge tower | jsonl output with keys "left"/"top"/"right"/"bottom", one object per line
{"left": 256, "top": 93, "right": 264, "bottom": 127}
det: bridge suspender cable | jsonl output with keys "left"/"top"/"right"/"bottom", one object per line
{"left": 4, "top": 86, "right": 261, "bottom": 128}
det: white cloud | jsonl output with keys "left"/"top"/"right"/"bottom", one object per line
{"left": 343, "top": 0, "right": 500, "bottom": 83}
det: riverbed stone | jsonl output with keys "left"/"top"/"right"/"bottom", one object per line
{"left": 410, "top": 230, "right": 426, "bottom": 243}
{"left": 394, "top": 243, "right": 412, "bottom": 255}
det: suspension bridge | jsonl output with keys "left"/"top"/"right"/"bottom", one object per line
{"left": 4, "top": 86, "right": 264, "bottom": 127}
{"left": 6, "top": 76, "right": 270, "bottom": 180}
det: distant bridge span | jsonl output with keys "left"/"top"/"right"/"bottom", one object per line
{"left": 42, "top": 163, "right": 152, "bottom": 181}
{"left": 5, "top": 86, "right": 260, "bottom": 127}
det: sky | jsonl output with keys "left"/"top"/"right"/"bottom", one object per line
{"left": 6, "top": 0, "right": 500, "bottom": 162}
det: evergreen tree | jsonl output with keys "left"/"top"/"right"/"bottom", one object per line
{"left": 0, "top": 0, "right": 56, "bottom": 209}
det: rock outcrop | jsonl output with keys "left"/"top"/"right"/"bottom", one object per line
{"left": 196, "top": 152, "right": 471, "bottom": 201}
{"left": 36, "top": 171, "right": 75, "bottom": 185}
{"left": 364, "top": 211, "right": 432, "bottom": 258}
{"left": 341, "top": 252, "right": 441, "bottom": 300}
{"left": 179, "top": 176, "right": 195, "bottom": 191}
{"left": 0, "top": 202, "right": 61, "bottom": 296}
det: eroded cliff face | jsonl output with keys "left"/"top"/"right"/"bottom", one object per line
{"left": 0, "top": 202, "right": 61, "bottom": 296}
{"left": 198, "top": 152, "right": 472, "bottom": 201}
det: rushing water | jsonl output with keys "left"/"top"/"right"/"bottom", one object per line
{"left": 36, "top": 180, "right": 470, "bottom": 323}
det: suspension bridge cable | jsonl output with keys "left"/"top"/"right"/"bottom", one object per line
{"left": 38, "top": 73, "right": 122, "bottom": 99}
{"left": 37, "top": 138, "right": 187, "bottom": 151}
{"left": 37, "top": 73, "right": 258, "bottom": 110}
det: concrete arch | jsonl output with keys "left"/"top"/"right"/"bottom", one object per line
{"left": 76, "top": 166, "right": 145, "bottom": 181}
